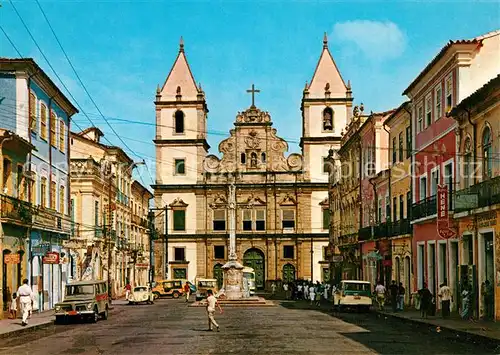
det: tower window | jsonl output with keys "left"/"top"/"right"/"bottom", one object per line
{"left": 261, "top": 152, "right": 266, "bottom": 163}
{"left": 241, "top": 153, "right": 246, "bottom": 164}
{"left": 323, "top": 107, "right": 333, "bottom": 131}
{"left": 174, "top": 159, "right": 185, "bottom": 175}
{"left": 174, "top": 110, "right": 184, "bottom": 134}
{"left": 250, "top": 152, "right": 258, "bottom": 168}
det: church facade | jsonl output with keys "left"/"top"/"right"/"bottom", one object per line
{"left": 152, "top": 36, "right": 352, "bottom": 289}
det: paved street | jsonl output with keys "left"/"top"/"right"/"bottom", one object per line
{"left": 0, "top": 299, "right": 498, "bottom": 355}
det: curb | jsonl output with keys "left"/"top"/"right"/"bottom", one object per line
{"left": 377, "top": 311, "right": 500, "bottom": 346}
{"left": 0, "top": 320, "right": 54, "bottom": 340}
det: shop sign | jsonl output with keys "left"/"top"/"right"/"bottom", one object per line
{"left": 477, "top": 211, "right": 497, "bottom": 228}
{"left": 4, "top": 254, "right": 20, "bottom": 264}
{"left": 437, "top": 185, "right": 456, "bottom": 239}
{"left": 135, "top": 263, "right": 149, "bottom": 268}
{"left": 43, "top": 251, "right": 60, "bottom": 264}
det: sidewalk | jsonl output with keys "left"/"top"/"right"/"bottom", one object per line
{"left": 0, "top": 310, "right": 54, "bottom": 339}
{"left": 377, "top": 309, "right": 500, "bottom": 343}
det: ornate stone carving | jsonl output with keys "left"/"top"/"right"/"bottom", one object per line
{"left": 203, "top": 154, "right": 221, "bottom": 173}
{"left": 279, "top": 194, "right": 297, "bottom": 206}
{"left": 244, "top": 130, "right": 261, "bottom": 149}
{"left": 169, "top": 198, "right": 188, "bottom": 208}
{"left": 287, "top": 153, "right": 303, "bottom": 171}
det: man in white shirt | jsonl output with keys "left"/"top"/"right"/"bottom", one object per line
{"left": 17, "top": 279, "right": 34, "bottom": 326}
{"left": 438, "top": 282, "right": 452, "bottom": 318}
{"left": 206, "top": 289, "right": 222, "bottom": 331}
{"left": 375, "top": 282, "right": 386, "bottom": 311}
{"left": 283, "top": 283, "right": 289, "bottom": 299}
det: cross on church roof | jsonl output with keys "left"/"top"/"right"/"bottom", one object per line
{"left": 246, "top": 84, "right": 260, "bottom": 107}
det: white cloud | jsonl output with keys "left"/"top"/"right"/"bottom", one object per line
{"left": 332, "top": 20, "right": 407, "bottom": 61}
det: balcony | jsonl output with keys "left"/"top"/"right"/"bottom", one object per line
{"left": 32, "top": 207, "right": 72, "bottom": 235}
{"left": 131, "top": 214, "right": 141, "bottom": 226}
{"left": 374, "top": 222, "right": 389, "bottom": 239}
{"left": 0, "top": 194, "right": 33, "bottom": 225}
{"left": 412, "top": 195, "right": 437, "bottom": 220}
{"left": 390, "top": 219, "right": 412, "bottom": 236}
{"left": 358, "top": 226, "right": 372, "bottom": 241}
{"left": 454, "top": 176, "right": 500, "bottom": 213}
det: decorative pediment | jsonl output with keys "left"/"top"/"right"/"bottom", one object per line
{"left": 209, "top": 193, "right": 227, "bottom": 209}
{"left": 243, "top": 193, "right": 266, "bottom": 206}
{"left": 169, "top": 198, "right": 188, "bottom": 208}
{"left": 319, "top": 197, "right": 329, "bottom": 207}
{"left": 279, "top": 193, "right": 297, "bottom": 206}
{"left": 235, "top": 106, "right": 271, "bottom": 124}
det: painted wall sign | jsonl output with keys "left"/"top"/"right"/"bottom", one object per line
{"left": 4, "top": 254, "right": 20, "bottom": 264}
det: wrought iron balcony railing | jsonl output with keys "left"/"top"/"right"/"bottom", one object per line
{"left": 455, "top": 175, "right": 500, "bottom": 213}
{"left": 0, "top": 194, "right": 33, "bottom": 225}
{"left": 412, "top": 195, "right": 437, "bottom": 220}
{"left": 358, "top": 226, "right": 372, "bottom": 241}
{"left": 390, "top": 218, "right": 412, "bottom": 236}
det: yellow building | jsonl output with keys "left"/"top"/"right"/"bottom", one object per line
{"left": 383, "top": 102, "right": 413, "bottom": 303}
{"left": 451, "top": 75, "right": 500, "bottom": 320}
{"left": 70, "top": 127, "right": 141, "bottom": 297}
{"left": 336, "top": 106, "right": 368, "bottom": 279}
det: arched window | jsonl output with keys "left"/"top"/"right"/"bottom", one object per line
{"left": 174, "top": 110, "right": 184, "bottom": 134}
{"left": 261, "top": 152, "right": 266, "bottom": 163}
{"left": 483, "top": 126, "right": 492, "bottom": 179}
{"left": 464, "top": 138, "right": 472, "bottom": 188}
{"left": 323, "top": 107, "right": 333, "bottom": 131}
{"left": 250, "top": 152, "right": 258, "bottom": 168}
{"left": 241, "top": 153, "right": 246, "bottom": 164}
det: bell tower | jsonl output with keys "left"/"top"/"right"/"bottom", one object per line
{"left": 300, "top": 33, "right": 353, "bottom": 182}
{"left": 154, "top": 37, "right": 209, "bottom": 186}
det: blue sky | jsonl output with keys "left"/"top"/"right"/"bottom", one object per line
{"left": 1, "top": 0, "right": 498, "bottom": 187}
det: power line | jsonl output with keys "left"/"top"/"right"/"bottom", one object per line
{"left": 0, "top": 24, "right": 22, "bottom": 57}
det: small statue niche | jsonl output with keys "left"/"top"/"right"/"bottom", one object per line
{"left": 250, "top": 152, "right": 258, "bottom": 168}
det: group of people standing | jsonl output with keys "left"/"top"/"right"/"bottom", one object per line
{"left": 374, "top": 280, "right": 406, "bottom": 312}
{"left": 277, "top": 281, "right": 334, "bottom": 306}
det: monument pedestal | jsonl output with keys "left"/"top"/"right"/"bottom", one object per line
{"left": 222, "top": 260, "right": 244, "bottom": 300}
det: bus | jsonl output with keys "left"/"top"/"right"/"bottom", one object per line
{"left": 243, "top": 267, "right": 256, "bottom": 296}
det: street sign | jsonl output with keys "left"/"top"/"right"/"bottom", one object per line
{"left": 437, "top": 185, "right": 456, "bottom": 239}
{"left": 43, "top": 252, "right": 60, "bottom": 264}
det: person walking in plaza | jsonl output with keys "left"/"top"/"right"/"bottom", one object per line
{"left": 304, "top": 282, "right": 309, "bottom": 301}
{"left": 206, "top": 289, "right": 222, "bottom": 331}
{"left": 17, "top": 279, "right": 34, "bottom": 326}
{"left": 283, "top": 282, "right": 289, "bottom": 300}
{"left": 398, "top": 282, "right": 405, "bottom": 311}
{"left": 309, "top": 284, "right": 316, "bottom": 305}
{"left": 8, "top": 292, "right": 18, "bottom": 319}
{"left": 482, "top": 280, "right": 494, "bottom": 320}
{"left": 418, "top": 283, "right": 432, "bottom": 319}
{"left": 389, "top": 280, "right": 399, "bottom": 312}
{"left": 183, "top": 282, "right": 191, "bottom": 303}
{"left": 461, "top": 283, "right": 473, "bottom": 321}
{"left": 438, "top": 281, "right": 452, "bottom": 318}
{"left": 124, "top": 281, "right": 132, "bottom": 301}
{"left": 271, "top": 282, "right": 277, "bottom": 298}
{"left": 375, "top": 281, "right": 386, "bottom": 311}
{"left": 297, "top": 283, "right": 303, "bottom": 300}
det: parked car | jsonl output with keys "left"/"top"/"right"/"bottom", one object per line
{"left": 195, "top": 278, "right": 219, "bottom": 301}
{"left": 152, "top": 279, "right": 184, "bottom": 299}
{"left": 54, "top": 280, "right": 109, "bottom": 324}
{"left": 128, "top": 285, "right": 154, "bottom": 305}
{"left": 333, "top": 280, "right": 372, "bottom": 312}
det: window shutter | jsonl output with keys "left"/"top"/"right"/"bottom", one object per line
{"left": 243, "top": 210, "right": 252, "bottom": 220}
{"left": 282, "top": 210, "right": 294, "bottom": 221}
{"left": 214, "top": 209, "right": 225, "bottom": 221}
{"left": 256, "top": 210, "right": 265, "bottom": 220}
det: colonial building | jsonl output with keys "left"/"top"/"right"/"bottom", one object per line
{"left": 152, "top": 35, "right": 351, "bottom": 288}
{"left": 130, "top": 180, "right": 153, "bottom": 286}
{"left": 450, "top": 74, "right": 500, "bottom": 320}
{"left": 383, "top": 102, "right": 413, "bottom": 305}
{"left": 405, "top": 30, "right": 500, "bottom": 314}
{"left": 0, "top": 129, "right": 34, "bottom": 317}
{"left": 70, "top": 127, "right": 140, "bottom": 297}
{"left": 0, "top": 58, "right": 77, "bottom": 313}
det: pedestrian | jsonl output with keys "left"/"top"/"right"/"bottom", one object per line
{"left": 389, "top": 280, "right": 398, "bottom": 312}
{"left": 271, "top": 282, "right": 276, "bottom": 298}
{"left": 375, "top": 281, "right": 386, "bottom": 311}
{"left": 304, "top": 282, "right": 309, "bottom": 300}
{"left": 461, "top": 283, "right": 472, "bottom": 321}
{"left": 323, "top": 284, "right": 329, "bottom": 301}
{"left": 184, "top": 282, "right": 191, "bottom": 303}
{"left": 8, "top": 292, "right": 18, "bottom": 319}
{"left": 297, "top": 283, "right": 303, "bottom": 300}
{"left": 124, "top": 281, "right": 132, "bottom": 301}
{"left": 206, "top": 289, "right": 222, "bottom": 332}
{"left": 283, "top": 282, "right": 289, "bottom": 300}
{"left": 418, "top": 283, "right": 432, "bottom": 319}
{"left": 16, "top": 279, "right": 33, "bottom": 326}
{"left": 482, "top": 280, "right": 494, "bottom": 320}
{"left": 309, "top": 284, "right": 315, "bottom": 305}
{"left": 315, "top": 288, "right": 321, "bottom": 307}
{"left": 398, "top": 282, "right": 405, "bottom": 311}
{"left": 438, "top": 281, "right": 452, "bottom": 318}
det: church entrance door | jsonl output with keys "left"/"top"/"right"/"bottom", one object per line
{"left": 213, "top": 263, "right": 223, "bottom": 289}
{"left": 282, "top": 263, "right": 295, "bottom": 284}
{"left": 243, "top": 248, "right": 265, "bottom": 289}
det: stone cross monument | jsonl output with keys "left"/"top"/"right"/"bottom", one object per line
{"left": 222, "top": 179, "right": 245, "bottom": 299}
